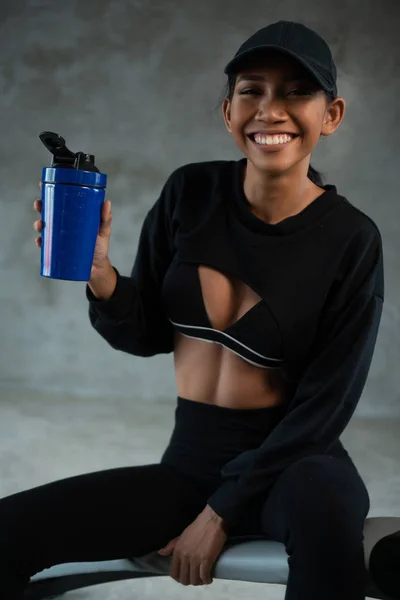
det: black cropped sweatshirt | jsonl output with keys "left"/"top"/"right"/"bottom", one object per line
{"left": 86, "top": 158, "right": 384, "bottom": 527}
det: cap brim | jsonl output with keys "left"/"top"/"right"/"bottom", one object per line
{"left": 224, "top": 44, "right": 334, "bottom": 93}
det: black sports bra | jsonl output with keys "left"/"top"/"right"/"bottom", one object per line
{"left": 162, "top": 256, "right": 285, "bottom": 369}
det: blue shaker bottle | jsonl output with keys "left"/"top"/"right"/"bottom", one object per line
{"left": 39, "top": 131, "right": 107, "bottom": 281}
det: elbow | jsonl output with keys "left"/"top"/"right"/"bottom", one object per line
{"left": 108, "top": 339, "right": 160, "bottom": 357}
{"left": 92, "top": 322, "right": 172, "bottom": 357}
{"left": 88, "top": 308, "right": 174, "bottom": 357}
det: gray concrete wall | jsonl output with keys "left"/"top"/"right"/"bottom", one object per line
{"left": 0, "top": 0, "right": 398, "bottom": 416}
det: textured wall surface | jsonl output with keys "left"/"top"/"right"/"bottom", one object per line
{"left": 0, "top": 0, "right": 398, "bottom": 416}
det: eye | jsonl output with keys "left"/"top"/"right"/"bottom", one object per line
{"left": 238, "top": 87, "right": 315, "bottom": 97}
{"left": 287, "top": 89, "right": 314, "bottom": 96}
{"left": 239, "top": 88, "right": 260, "bottom": 96}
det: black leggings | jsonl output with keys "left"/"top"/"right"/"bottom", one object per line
{"left": 0, "top": 397, "right": 370, "bottom": 600}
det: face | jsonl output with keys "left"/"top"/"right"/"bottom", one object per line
{"left": 222, "top": 51, "right": 345, "bottom": 178}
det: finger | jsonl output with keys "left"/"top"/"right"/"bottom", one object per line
{"left": 99, "top": 201, "right": 112, "bottom": 238}
{"left": 160, "top": 535, "right": 179, "bottom": 555}
{"left": 179, "top": 557, "right": 190, "bottom": 586}
{"left": 190, "top": 559, "right": 202, "bottom": 586}
{"left": 101, "top": 199, "right": 112, "bottom": 220}
{"left": 199, "top": 560, "right": 212, "bottom": 585}
{"left": 170, "top": 551, "right": 180, "bottom": 583}
{"left": 35, "top": 236, "right": 42, "bottom": 247}
{"left": 33, "top": 199, "right": 42, "bottom": 212}
{"left": 100, "top": 200, "right": 111, "bottom": 225}
{"left": 39, "top": 181, "right": 42, "bottom": 190}
{"left": 106, "top": 201, "right": 112, "bottom": 223}
{"left": 33, "top": 219, "right": 43, "bottom": 233}
{"left": 158, "top": 543, "right": 173, "bottom": 555}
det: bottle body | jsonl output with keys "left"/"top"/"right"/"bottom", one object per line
{"left": 40, "top": 167, "right": 107, "bottom": 281}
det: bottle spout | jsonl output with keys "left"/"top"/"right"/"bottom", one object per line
{"left": 39, "top": 131, "right": 100, "bottom": 172}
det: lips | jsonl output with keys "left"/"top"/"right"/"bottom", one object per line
{"left": 247, "top": 132, "right": 299, "bottom": 152}
{"left": 247, "top": 132, "right": 299, "bottom": 138}
{"left": 247, "top": 133, "right": 299, "bottom": 141}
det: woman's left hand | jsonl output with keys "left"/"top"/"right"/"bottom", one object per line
{"left": 157, "top": 504, "right": 228, "bottom": 586}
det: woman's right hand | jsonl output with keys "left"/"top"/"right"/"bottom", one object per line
{"left": 33, "top": 195, "right": 114, "bottom": 275}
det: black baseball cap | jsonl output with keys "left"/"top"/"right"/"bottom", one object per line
{"left": 224, "top": 20, "right": 338, "bottom": 97}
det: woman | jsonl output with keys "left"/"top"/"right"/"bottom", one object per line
{"left": 18, "top": 19, "right": 383, "bottom": 600}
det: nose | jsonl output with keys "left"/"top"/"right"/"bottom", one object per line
{"left": 255, "top": 93, "right": 288, "bottom": 122}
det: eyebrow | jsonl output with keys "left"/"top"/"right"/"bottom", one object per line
{"left": 236, "top": 74, "right": 311, "bottom": 83}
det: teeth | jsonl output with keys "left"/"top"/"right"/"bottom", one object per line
{"left": 253, "top": 133, "right": 294, "bottom": 145}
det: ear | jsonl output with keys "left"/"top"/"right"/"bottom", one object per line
{"left": 320, "top": 96, "right": 346, "bottom": 137}
{"left": 222, "top": 98, "right": 232, "bottom": 133}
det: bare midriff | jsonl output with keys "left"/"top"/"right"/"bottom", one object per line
{"left": 173, "top": 332, "right": 290, "bottom": 408}
{"left": 173, "top": 265, "right": 290, "bottom": 409}
{"left": 172, "top": 184, "right": 325, "bottom": 409}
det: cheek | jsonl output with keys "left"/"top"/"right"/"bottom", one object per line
{"left": 228, "top": 111, "right": 254, "bottom": 144}
{"left": 229, "top": 115, "right": 249, "bottom": 144}
{"left": 303, "top": 105, "right": 326, "bottom": 135}
{"left": 229, "top": 99, "right": 253, "bottom": 124}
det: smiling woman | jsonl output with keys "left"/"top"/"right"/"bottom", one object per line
{"left": 218, "top": 66, "right": 337, "bottom": 188}
{"left": 15, "top": 19, "right": 385, "bottom": 600}
{"left": 221, "top": 51, "right": 341, "bottom": 193}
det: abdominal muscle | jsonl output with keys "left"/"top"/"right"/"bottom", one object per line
{"left": 173, "top": 330, "right": 290, "bottom": 409}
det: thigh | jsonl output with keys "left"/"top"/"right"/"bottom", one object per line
{"left": 0, "top": 463, "right": 207, "bottom": 569}
{"left": 259, "top": 453, "right": 370, "bottom": 544}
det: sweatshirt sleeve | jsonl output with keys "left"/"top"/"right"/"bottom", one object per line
{"left": 207, "top": 225, "right": 384, "bottom": 527}
{"left": 86, "top": 168, "right": 182, "bottom": 357}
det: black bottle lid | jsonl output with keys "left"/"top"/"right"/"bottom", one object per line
{"left": 39, "top": 131, "right": 100, "bottom": 173}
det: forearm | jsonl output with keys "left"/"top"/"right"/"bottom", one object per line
{"left": 86, "top": 266, "right": 175, "bottom": 356}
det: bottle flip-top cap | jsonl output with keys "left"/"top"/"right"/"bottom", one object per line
{"left": 39, "top": 131, "right": 100, "bottom": 173}
{"left": 39, "top": 131, "right": 107, "bottom": 189}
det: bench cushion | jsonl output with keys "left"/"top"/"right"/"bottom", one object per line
{"left": 30, "top": 517, "right": 400, "bottom": 599}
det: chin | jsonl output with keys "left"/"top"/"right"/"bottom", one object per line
{"left": 246, "top": 147, "right": 313, "bottom": 179}
{"left": 246, "top": 155, "right": 294, "bottom": 177}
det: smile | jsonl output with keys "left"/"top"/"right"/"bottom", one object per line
{"left": 248, "top": 133, "right": 299, "bottom": 152}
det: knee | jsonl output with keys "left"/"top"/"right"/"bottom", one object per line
{"left": 370, "top": 531, "right": 400, "bottom": 599}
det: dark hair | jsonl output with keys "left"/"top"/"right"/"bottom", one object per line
{"left": 222, "top": 74, "right": 336, "bottom": 187}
